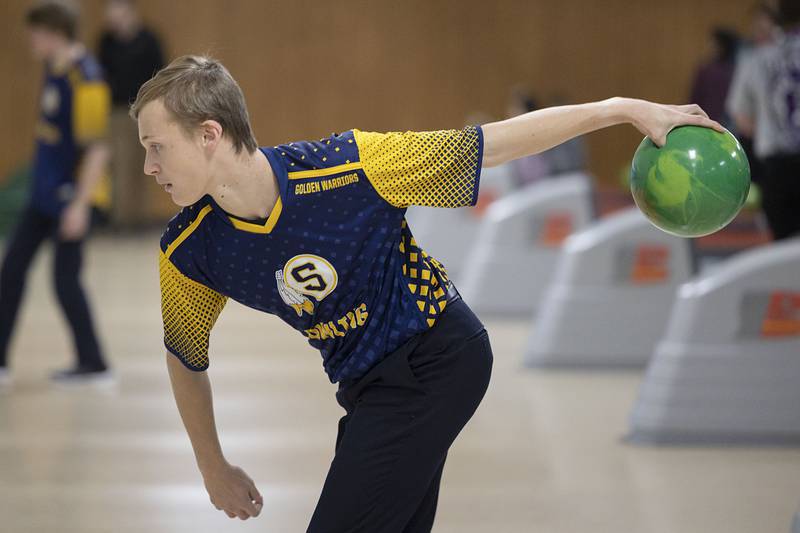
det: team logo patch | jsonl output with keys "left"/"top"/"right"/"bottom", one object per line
{"left": 41, "top": 85, "right": 60, "bottom": 116}
{"left": 276, "top": 254, "right": 338, "bottom": 316}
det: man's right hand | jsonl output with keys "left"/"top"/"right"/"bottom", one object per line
{"left": 202, "top": 462, "right": 264, "bottom": 520}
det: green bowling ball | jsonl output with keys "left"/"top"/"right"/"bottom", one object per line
{"left": 630, "top": 126, "right": 751, "bottom": 237}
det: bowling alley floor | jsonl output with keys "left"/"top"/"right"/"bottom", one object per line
{"left": 1, "top": 233, "right": 799, "bottom": 533}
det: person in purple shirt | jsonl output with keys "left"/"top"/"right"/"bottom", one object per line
{"left": 689, "top": 27, "right": 740, "bottom": 128}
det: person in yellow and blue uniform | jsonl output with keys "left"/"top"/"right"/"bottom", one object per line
{"left": 0, "top": 2, "right": 112, "bottom": 387}
{"left": 159, "top": 127, "right": 482, "bottom": 383}
{"left": 133, "top": 55, "right": 724, "bottom": 531}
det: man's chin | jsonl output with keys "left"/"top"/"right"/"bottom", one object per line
{"left": 171, "top": 190, "right": 203, "bottom": 208}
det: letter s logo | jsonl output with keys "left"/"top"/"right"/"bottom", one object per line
{"left": 283, "top": 255, "right": 338, "bottom": 301}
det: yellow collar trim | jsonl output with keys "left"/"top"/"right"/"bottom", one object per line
{"left": 227, "top": 197, "right": 283, "bottom": 234}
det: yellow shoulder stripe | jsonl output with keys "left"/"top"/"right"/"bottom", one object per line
{"left": 73, "top": 82, "right": 110, "bottom": 143}
{"left": 288, "top": 162, "right": 363, "bottom": 180}
{"left": 164, "top": 205, "right": 213, "bottom": 259}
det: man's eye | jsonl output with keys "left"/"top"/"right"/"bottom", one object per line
{"left": 151, "top": 144, "right": 161, "bottom": 153}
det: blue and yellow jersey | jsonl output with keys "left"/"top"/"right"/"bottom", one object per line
{"left": 32, "top": 52, "right": 110, "bottom": 216}
{"left": 159, "top": 127, "right": 483, "bottom": 383}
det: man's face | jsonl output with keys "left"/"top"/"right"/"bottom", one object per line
{"left": 752, "top": 13, "right": 777, "bottom": 46}
{"left": 138, "top": 100, "right": 211, "bottom": 207}
{"left": 105, "top": 0, "right": 133, "bottom": 35}
{"left": 28, "top": 27, "right": 60, "bottom": 61}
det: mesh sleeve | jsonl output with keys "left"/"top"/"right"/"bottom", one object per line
{"left": 159, "top": 251, "right": 227, "bottom": 371}
{"left": 353, "top": 127, "right": 483, "bottom": 208}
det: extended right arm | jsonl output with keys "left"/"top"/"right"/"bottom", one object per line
{"left": 482, "top": 97, "right": 723, "bottom": 168}
{"left": 166, "top": 350, "right": 226, "bottom": 474}
{"left": 166, "top": 351, "right": 263, "bottom": 520}
{"left": 160, "top": 248, "right": 262, "bottom": 520}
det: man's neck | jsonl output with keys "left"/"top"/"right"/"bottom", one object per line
{"left": 50, "top": 42, "right": 82, "bottom": 73}
{"left": 209, "top": 148, "right": 279, "bottom": 221}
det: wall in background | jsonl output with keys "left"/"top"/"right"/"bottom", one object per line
{"left": 0, "top": 0, "right": 754, "bottom": 218}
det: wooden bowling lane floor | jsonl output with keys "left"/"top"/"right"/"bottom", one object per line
{"left": 1, "top": 233, "right": 799, "bottom": 533}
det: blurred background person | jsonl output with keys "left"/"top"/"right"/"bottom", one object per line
{"left": 0, "top": 0, "right": 112, "bottom": 387}
{"left": 744, "top": 2, "right": 781, "bottom": 50}
{"left": 689, "top": 27, "right": 740, "bottom": 129}
{"left": 727, "top": 0, "right": 800, "bottom": 240}
{"left": 98, "top": 0, "right": 163, "bottom": 231}
{"left": 729, "top": 4, "right": 780, "bottom": 196}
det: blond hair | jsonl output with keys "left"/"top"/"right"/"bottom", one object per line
{"left": 130, "top": 55, "right": 258, "bottom": 154}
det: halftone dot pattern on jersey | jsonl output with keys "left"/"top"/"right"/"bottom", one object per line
{"left": 399, "top": 220, "right": 449, "bottom": 327}
{"left": 159, "top": 251, "right": 227, "bottom": 371}
{"left": 279, "top": 132, "right": 360, "bottom": 171}
{"left": 157, "top": 129, "right": 483, "bottom": 383}
{"left": 353, "top": 127, "right": 482, "bottom": 208}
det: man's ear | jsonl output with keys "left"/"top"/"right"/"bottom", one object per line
{"left": 200, "top": 119, "right": 223, "bottom": 149}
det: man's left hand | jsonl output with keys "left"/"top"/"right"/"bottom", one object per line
{"left": 60, "top": 201, "right": 91, "bottom": 241}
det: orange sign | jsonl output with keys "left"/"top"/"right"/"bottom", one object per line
{"left": 471, "top": 188, "right": 498, "bottom": 218}
{"left": 539, "top": 212, "right": 573, "bottom": 247}
{"left": 630, "top": 245, "right": 670, "bottom": 284}
{"left": 761, "top": 291, "right": 800, "bottom": 337}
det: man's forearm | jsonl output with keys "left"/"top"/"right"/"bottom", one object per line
{"left": 166, "top": 352, "right": 228, "bottom": 473}
{"left": 73, "top": 142, "right": 110, "bottom": 205}
{"left": 481, "top": 97, "right": 641, "bottom": 167}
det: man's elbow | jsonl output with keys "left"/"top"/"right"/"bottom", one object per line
{"left": 482, "top": 150, "right": 504, "bottom": 168}
{"left": 166, "top": 350, "right": 208, "bottom": 375}
{"left": 481, "top": 122, "right": 506, "bottom": 168}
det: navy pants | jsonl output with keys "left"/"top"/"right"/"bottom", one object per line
{"left": 0, "top": 205, "right": 106, "bottom": 370}
{"left": 308, "top": 297, "right": 493, "bottom": 533}
{"left": 761, "top": 154, "right": 800, "bottom": 241}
